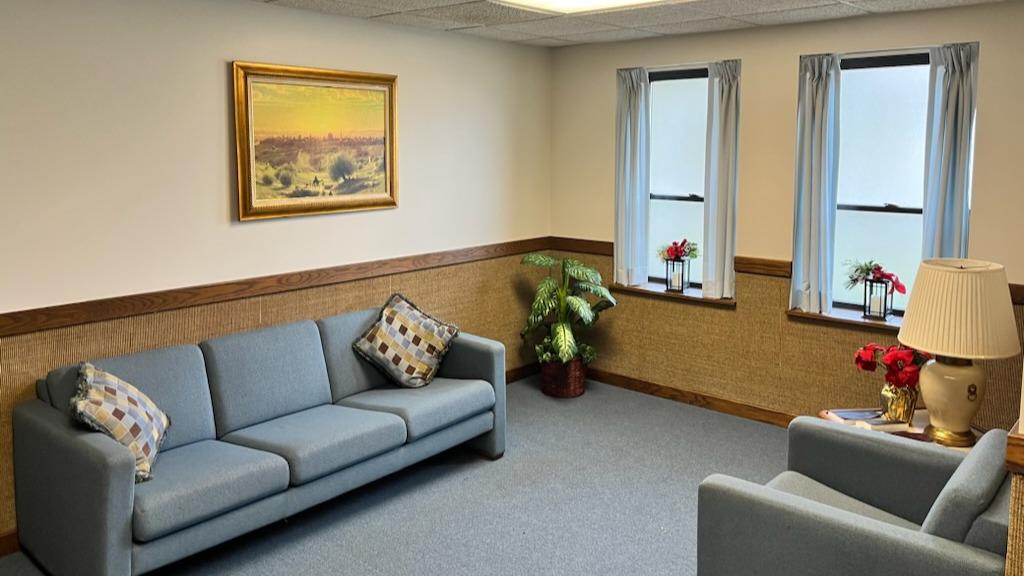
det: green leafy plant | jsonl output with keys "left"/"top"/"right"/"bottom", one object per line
{"left": 521, "top": 253, "right": 616, "bottom": 364}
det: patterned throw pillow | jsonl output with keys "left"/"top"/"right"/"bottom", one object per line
{"left": 70, "top": 363, "right": 170, "bottom": 482}
{"left": 353, "top": 294, "right": 459, "bottom": 388}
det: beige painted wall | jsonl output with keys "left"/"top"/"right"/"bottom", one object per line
{"left": 0, "top": 0, "right": 552, "bottom": 312}
{"left": 550, "top": 2, "right": 1024, "bottom": 281}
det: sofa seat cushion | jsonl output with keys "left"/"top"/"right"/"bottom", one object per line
{"left": 222, "top": 405, "right": 407, "bottom": 486}
{"left": 767, "top": 471, "right": 920, "bottom": 531}
{"left": 133, "top": 440, "right": 289, "bottom": 542}
{"left": 338, "top": 377, "right": 495, "bottom": 442}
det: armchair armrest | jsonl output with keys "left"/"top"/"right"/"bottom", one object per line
{"left": 788, "top": 416, "right": 963, "bottom": 524}
{"left": 438, "top": 333, "right": 506, "bottom": 458}
{"left": 698, "top": 474, "right": 1004, "bottom": 576}
{"left": 14, "top": 400, "right": 135, "bottom": 576}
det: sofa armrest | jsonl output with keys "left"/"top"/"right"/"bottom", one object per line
{"left": 14, "top": 400, "right": 135, "bottom": 576}
{"left": 698, "top": 474, "right": 1004, "bottom": 576}
{"left": 787, "top": 416, "right": 963, "bottom": 524}
{"left": 439, "top": 333, "right": 506, "bottom": 458}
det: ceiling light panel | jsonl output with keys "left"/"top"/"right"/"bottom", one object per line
{"left": 494, "top": 0, "right": 674, "bottom": 15}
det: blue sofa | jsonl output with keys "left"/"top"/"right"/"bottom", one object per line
{"left": 13, "top": 309, "right": 506, "bottom": 576}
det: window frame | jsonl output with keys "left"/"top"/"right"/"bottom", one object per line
{"left": 646, "top": 66, "right": 710, "bottom": 288}
{"left": 831, "top": 51, "right": 930, "bottom": 316}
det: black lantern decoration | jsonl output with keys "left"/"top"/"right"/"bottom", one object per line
{"left": 862, "top": 278, "right": 893, "bottom": 320}
{"left": 665, "top": 258, "right": 690, "bottom": 293}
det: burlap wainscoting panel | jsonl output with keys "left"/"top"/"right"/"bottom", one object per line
{"left": 254, "top": 278, "right": 392, "bottom": 328}
{"left": 1, "top": 247, "right": 1020, "bottom": 539}
{"left": 977, "top": 305, "right": 1024, "bottom": 433}
{"left": 1009, "top": 474, "right": 1024, "bottom": 576}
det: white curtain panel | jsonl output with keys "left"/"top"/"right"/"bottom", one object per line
{"left": 923, "top": 42, "right": 978, "bottom": 259}
{"left": 790, "top": 54, "right": 842, "bottom": 314}
{"left": 702, "top": 60, "right": 741, "bottom": 300}
{"left": 614, "top": 67, "right": 651, "bottom": 286}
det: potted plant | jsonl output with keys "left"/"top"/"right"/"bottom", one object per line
{"left": 854, "top": 343, "right": 931, "bottom": 423}
{"left": 521, "top": 253, "right": 617, "bottom": 398}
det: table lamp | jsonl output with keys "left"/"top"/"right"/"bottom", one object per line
{"left": 898, "top": 259, "right": 1021, "bottom": 446}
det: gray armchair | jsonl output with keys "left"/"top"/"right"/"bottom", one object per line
{"left": 698, "top": 416, "right": 1010, "bottom": 576}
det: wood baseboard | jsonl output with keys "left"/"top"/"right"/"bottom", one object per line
{"left": 510, "top": 362, "right": 794, "bottom": 428}
{"left": 506, "top": 363, "right": 540, "bottom": 383}
{"left": 0, "top": 531, "right": 17, "bottom": 557}
{"left": 587, "top": 368, "right": 795, "bottom": 428}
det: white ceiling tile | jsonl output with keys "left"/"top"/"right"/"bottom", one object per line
{"left": 558, "top": 27, "right": 662, "bottom": 43}
{"left": 408, "top": 1, "right": 550, "bottom": 27}
{"left": 583, "top": 1, "right": 717, "bottom": 27}
{"left": 682, "top": 0, "right": 836, "bottom": 17}
{"left": 348, "top": 0, "right": 468, "bottom": 11}
{"left": 518, "top": 36, "right": 578, "bottom": 46}
{"left": 459, "top": 26, "right": 544, "bottom": 41}
{"left": 270, "top": 0, "right": 393, "bottom": 17}
{"left": 259, "top": 0, "right": 1006, "bottom": 46}
{"left": 371, "top": 11, "right": 465, "bottom": 30}
{"left": 641, "top": 16, "right": 753, "bottom": 34}
{"left": 845, "top": 0, "right": 1001, "bottom": 12}
{"left": 496, "top": 15, "right": 619, "bottom": 35}
{"left": 736, "top": 3, "right": 868, "bottom": 24}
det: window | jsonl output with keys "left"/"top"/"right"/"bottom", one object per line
{"left": 647, "top": 68, "right": 709, "bottom": 287}
{"left": 832, "top": 53, "right": 930, "bottom": 312}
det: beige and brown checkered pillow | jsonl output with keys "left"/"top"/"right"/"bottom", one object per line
{"left": 353, "top": 294, "right": 459, "bottom": 388}
{"left": 70, "top": 363, "right": 170, "bottom": 482}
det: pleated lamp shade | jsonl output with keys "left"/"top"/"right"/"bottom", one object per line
{"left": 898, "top": 259, "right": 1021, "bottom": 360}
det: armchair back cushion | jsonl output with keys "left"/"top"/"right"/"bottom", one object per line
{"left": 965, "top": 475, "right": 1011, "bottom": 555}
{"left": 317, "top": 309, "right": 389, "bottom": 401}
{"left": 921, "top": 429, "right": 1009, "bottom": 543}
{"left": 201, "top": 321, "right": 331, "bottom": 436}
{"left": 45, "top": 345, "right": 215, "bottom": 450}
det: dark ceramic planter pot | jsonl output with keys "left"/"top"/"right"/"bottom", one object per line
{"left": 540, "top": 358, "right": 586, "bottom": 398}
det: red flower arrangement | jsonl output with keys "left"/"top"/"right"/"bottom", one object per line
{"left": 658, "top": 239, "right": 699, "bottom": 261}
{"left": 846, "top": 261, "right": 906, "bottom": 295}
{"left": 854, "top": 343, "right": 931, "bottom": 389}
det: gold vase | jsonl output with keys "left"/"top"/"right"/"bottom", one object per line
{"left": 881, "top": 384, "right": 919, "bottom": 423}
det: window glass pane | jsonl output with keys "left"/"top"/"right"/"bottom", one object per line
{"left": 837, "top": 64, "right": 929, "bottom": 208}
{"left": 833, "top": 210, "right": 923, "bottom": 311}
{"left": 650, "top": 78, "right": 709, "bottom": 198}
{"left": 648, "top": 198, "right": 703, "bottom": 284}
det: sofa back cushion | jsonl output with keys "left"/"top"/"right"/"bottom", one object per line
{"left": 44, "top": 345, "right": 215, "bottom": 450}
{"left": 200, "top": 321, "right": 331, "bottom": 436}
{"left": 317, "top": 309, "right": 388, "bottom": 401}
{"left": 922, "top": 429, "right": 1008, "bottom": 542}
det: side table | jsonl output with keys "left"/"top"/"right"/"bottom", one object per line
{"left": 818, "top": 408, "right": 976, "bottom": 452}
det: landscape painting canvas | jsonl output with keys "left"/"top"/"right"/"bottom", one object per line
{"left": 233, "top": 62, "right": 397, "bottom": 220}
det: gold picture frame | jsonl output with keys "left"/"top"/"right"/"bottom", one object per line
{"left": 233, "top": 61, "right": 398, "bottom": 221}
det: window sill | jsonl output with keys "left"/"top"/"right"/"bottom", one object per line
{"left": 786, "top": 307, "right": 901, "bottom": 333}
{"left": 611, "top": 282, "right": 737, "bottom": 309}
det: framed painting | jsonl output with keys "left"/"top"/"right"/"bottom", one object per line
{"left": 233, "top": 61, "right": 397, "bottom": 220}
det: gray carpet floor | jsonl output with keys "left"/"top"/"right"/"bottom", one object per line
{"left": 1, "top": 378, "right": 787, "bottom": 576}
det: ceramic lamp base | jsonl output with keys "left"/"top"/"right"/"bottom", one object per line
{"left": 924, "top": 425, "right": 977, "bottom": 447}
{"left": 919, "top": 357, "right": 984, "bottom": 447}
